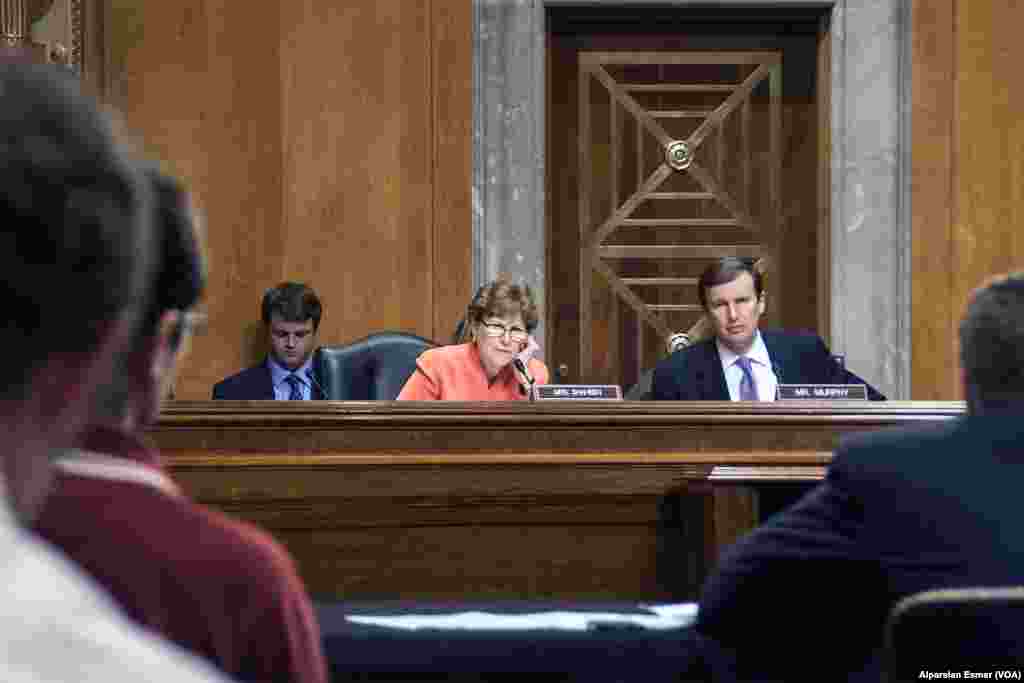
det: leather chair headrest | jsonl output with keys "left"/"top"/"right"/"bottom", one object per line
{"left": 314, "top": 331, "right": 436, "bottom": 400}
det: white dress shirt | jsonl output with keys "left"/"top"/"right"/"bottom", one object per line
{"left": 0, "top": 481, "right": 230, "bottom": 683}
{"left": 716, "top": 331, "right": 779, "bottom": 402}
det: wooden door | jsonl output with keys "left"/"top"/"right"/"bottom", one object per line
{"left": 578, "top": 50, "right": 781, "bottom": 384}
{"left": 547, "top": 10, "right": 828, "bottom": 391}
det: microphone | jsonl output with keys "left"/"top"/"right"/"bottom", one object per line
{"left": 666, "top": 332, "right": 691, "bottom": 354}
{"left": 305, "top": 368, "right": 328, "bottom": 400}
{"left": 771, "top": 362, "right": 784, "bottom": 400}
{"left": 513, "top": 358, "right": 536, "bottom": 400}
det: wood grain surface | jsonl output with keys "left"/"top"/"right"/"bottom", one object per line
{"left": 154, "top": 401, "right": 962, "bottom": 599}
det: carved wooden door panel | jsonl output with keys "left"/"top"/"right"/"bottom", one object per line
{"left": 577, "top": 51, "right": 782, "bottom": 385}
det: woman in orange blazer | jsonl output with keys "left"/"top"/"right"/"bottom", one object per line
{"left": 397, "top": 277, "right": 549, "bottom": 400}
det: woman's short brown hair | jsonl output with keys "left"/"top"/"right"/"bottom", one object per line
{"left": 457, "top": 276, "right": 539, "bottom": 343}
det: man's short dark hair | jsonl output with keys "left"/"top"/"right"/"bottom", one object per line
{"left": 698, "top": 257, "right": 763, "bottom": 310}
{"left": 0, "top": 63, "right": 153, "bottom": 400}
{"left": 261, "top": 282, "right": 322, "bottom": 331}
{"left": 959, "top": 273, "right": 1024, "bottom": 413}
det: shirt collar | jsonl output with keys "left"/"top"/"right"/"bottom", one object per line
{"left": 268, "top": 355, "right": 313, "bottom": 387}
{"left": 716, "top": 330, "right": 771, "bottom": 370}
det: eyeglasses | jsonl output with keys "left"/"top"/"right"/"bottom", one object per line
{"left": 481, "top": 321, "right": 528, "bottom": 343}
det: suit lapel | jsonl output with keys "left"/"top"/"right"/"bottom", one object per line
{"left": 760, "top": 331, "right": 792, "bottom": 384}
{"left": 693, "top": 341, "right": 729, "bottom": 400}
{"left": 259, "top": 361, "right": 276, "bottom": 400}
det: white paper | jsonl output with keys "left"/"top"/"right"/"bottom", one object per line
{"left": 345, "top": 603, "right": 698, "bottom": 632}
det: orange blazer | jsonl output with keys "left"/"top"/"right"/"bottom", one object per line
{"left": 397, "top": 343, "right": 550, "bottom": 401}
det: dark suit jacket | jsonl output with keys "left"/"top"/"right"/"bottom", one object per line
{"left": 695, "top": 417, "right": 1024, "bottom": 680}
{"left": 211, "top": 359, "right": 325, "bottom": 400}
{"left": 650, "top": 329, "right": 886, "bottom": 401}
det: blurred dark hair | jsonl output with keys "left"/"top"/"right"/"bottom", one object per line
{"left": 92, "top": 168, "right": 204, "bottom": 419}
{"left": 139, "top": 168, "right": 205, "bottom": 345}
{"left": 0, "top": 63, "right": 153, "bottom": 399}
{"left": 959, "top": 273, "right": 1024, "bottom": 414}
{"left": 697, "top": 257, "right": 763, "bottom": 310}
{"left": 455, "top": 276, "right": 539, "bottom": 344}
{"left": 262, "top": 282, "right": 322, "bottom": 331}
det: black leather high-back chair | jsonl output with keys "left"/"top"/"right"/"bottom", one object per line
{"left": 314, "top": 331, "right": 436, "bottom": 400}
{"left": 883, "top": 586, "right": 1024, "bottom": 680}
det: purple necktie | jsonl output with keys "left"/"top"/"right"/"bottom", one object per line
{"left": 736, "top": 356, "right": 758, "bottom": 401}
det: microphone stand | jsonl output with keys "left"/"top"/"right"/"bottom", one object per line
{"left": 771, "top": 363, "right": 784, "bottom": 401}
{"left": 513, "top": 358, "right": 536, "bottom": 401}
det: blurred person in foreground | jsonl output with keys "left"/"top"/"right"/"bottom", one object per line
{"left": 693, "top": 271, "right": 1024, "bottom": 680}
{"left": 397, "top": 277, "right": 549, "bottom": 400}
{"left": 35, "top": 169, "right": 328, "bottom": 683}
{"left": 0, "top": 62, "right": 228, "bottom": 682}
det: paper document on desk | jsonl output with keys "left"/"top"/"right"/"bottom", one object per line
{"left": 346, "top": 603, "right": 698, "bottom": 632}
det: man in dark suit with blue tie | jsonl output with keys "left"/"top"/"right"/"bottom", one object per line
{"left": 212, "top": 282, "right": 326, "bottom": 400}
{"left": 651, "top": 257, "right": 885, "bottom": 402}
{"left": 690, "top": 272, "right": 1024, "bottom": 679}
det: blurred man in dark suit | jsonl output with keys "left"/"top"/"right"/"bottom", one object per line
{"left": 651, "top": 256, "right": 884, "bottom": 401}
{"left": 694, "top": 272, "right": 1024, "bottom": 680}
{"left": 212, "top": 282, "right": 325, "bottom": 400}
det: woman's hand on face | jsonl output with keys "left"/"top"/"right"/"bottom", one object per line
{"left": 517, "top": 334, "right": 540, "bottom": 363}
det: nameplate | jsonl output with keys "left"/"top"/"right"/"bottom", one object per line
{"left": 776, "top": 384, "right": 868, "bottom": 400}
{"left": 532, "top": 385, "right": 622, "bottom": 401}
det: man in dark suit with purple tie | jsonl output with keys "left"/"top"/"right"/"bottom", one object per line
{"left": 212, "top": 282, "right": 326, "bottom": 400}
{"left": 651, "top": 257, "right": 885, "bottom": 402}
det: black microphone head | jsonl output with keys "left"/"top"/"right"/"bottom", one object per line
{"left": 513, "top": 358, "right": 535, "bottom": 395}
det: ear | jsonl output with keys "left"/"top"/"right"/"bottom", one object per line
{"left": 757, "top": 293, "right": 767, "bottom": 315}
{"left": 152, "top": 311, "right": 188, "bottom": 401}
{"left": 152, "top": 311, "right": 180, "bottom": 370}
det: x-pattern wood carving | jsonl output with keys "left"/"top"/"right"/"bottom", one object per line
{"left": 579, "top": 52, "right": 781, "bottom": 340}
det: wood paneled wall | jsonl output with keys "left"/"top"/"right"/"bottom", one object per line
{"left": 101, "top": 1, "right": 1024, "bottom": 400}
{"left": 105, "top": 0, "right": 472, "bottom": 399}
{"left": 912, "top": 0, "right": 1024, "bottom": 399}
